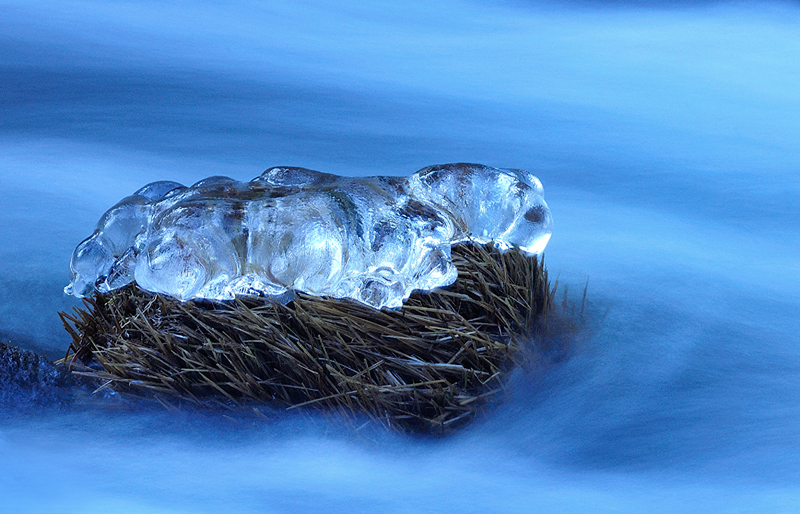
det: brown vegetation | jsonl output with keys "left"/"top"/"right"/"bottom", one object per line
{"left": 60, "top": 243, "right": 553, "bottom": 433}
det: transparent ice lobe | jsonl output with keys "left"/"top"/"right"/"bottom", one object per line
{"left": 410, "top": 163, "right": 553, "bottom": 254}
{"left": 66, "top": 163, "right": 552, "bottom": 309}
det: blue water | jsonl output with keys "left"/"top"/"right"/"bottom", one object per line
{"left": 1, "top": 1, "right": 799, "bottom": 512}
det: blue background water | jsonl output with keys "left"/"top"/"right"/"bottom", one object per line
{"left": 1, "top": 1, "right": 799, "bottom": 512}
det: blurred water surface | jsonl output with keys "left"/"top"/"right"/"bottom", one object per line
{"left": 1, "top": 1, "right": 799, "bottom": 512}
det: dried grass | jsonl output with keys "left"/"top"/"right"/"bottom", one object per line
{"left": 59, "top": 243, "right": 553, "bottom": 432}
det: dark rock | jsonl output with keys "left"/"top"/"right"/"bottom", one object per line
{"left": 0, "top": 341, "right": 72, "bottom": 408}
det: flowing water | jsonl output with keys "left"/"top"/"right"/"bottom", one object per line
{"left": 1, "top": 1, "right": 799, "bottom": 512}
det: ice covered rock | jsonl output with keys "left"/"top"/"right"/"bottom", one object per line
{"left": 65, "top": 163, "right": 552, "bottom": 309}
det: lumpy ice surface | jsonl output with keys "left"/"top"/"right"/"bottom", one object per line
{"left": 65, "top": 163, "right": 553, "bottom": 309}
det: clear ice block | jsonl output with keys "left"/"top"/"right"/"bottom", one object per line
{"left": 65, "top": 163, "right": 553, "bottom": 309}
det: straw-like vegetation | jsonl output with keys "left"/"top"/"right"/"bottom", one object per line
{"left": 60, "top": 243, "right": 553, "bottom": 432}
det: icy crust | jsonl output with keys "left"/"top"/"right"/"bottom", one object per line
{"left": 65, "top": 163, "right": 553, "bottom": 309}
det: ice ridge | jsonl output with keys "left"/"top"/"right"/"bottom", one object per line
{"left": 65, "top": 163, "right": 553, "bottom": 309}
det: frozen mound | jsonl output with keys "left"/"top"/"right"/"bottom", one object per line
{"left": 65, "top": 163, "right": 553, "bottom": 309}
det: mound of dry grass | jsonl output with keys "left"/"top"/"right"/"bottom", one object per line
{"left": 60, "top": 243, "right": 553, "bottom": 432}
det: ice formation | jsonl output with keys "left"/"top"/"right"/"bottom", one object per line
{"left": 65, "top": 163, "right": 553, "bottom": 309}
